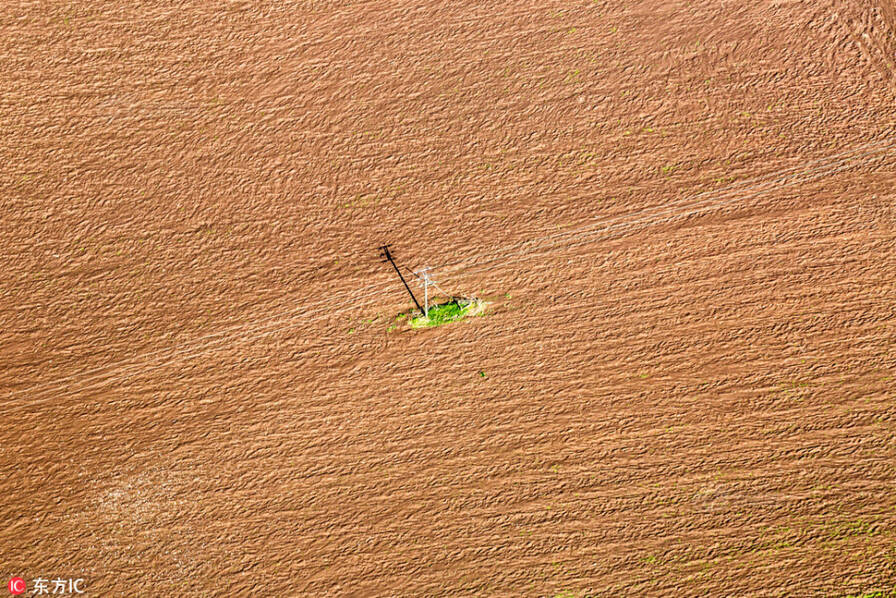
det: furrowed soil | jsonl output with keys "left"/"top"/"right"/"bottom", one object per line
{"left": 1, "top": 1, "right": 895, "bottom": 596}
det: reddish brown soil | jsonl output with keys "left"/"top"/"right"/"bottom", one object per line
{"left": 2, "top": 1, "right": 895, "bottom": 596}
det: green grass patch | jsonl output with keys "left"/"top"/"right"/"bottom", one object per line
{"left": 410, "top": 299, "right": 484, "bottom": 328}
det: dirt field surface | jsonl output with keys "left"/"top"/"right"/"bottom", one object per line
{"left": 2, "top": 0, "right": 895, "bottom": 596}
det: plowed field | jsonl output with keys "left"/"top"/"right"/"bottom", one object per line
{"left": 2, "top": 1, "right": 895, "bottom": 596}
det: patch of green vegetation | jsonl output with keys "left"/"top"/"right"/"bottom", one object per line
{"left": 844, "top": 591, "right": 896, "bottom": 598}
{"left": 661, "top": 163, "right": 677, "bottom": 174}
{"left": 823, "top": 519, "right": 880, "bottom": 540}
{"left": 564, "top": 68, "right": 581, "bottom": 83}
{"left": 416, "top": 302, "right": 465, "bottom": 325}
{"left": 410, "top": 299, "right": 483, "bottom": 328}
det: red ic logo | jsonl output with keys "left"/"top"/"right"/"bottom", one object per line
{"left": 8, "top": 578, "right": 26, "bottom": 595}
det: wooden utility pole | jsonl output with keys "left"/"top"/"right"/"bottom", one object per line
{"left": 379, "top": 245, "right": 425, "bottom": 314}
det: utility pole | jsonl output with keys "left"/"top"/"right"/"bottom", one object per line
{"left": 415, "top": 267, "right": 432, "bottom": 317}
{"left": 379, "top": 245, "right": 425, "bottom": 315}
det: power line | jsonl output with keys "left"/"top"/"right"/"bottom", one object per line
{"left": 433, "top": 137, "right": 895, "bottom": 281}
{"left": 5, "top": 290, "right": 392, "bottom": 407}
{"left": 3, "top": 277, "right": 397, "bottom": 400}
{"left": 433, "top": 136, "right": 894, "bottom": 276}
{"left": 406, "top": 266, "right": 465, "bottom": 302}
{"left": 7, "top": 139, "right": 888, "bottom": 403}
{"left": 3, "top": 138, "right": 891, "bottom": 404}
